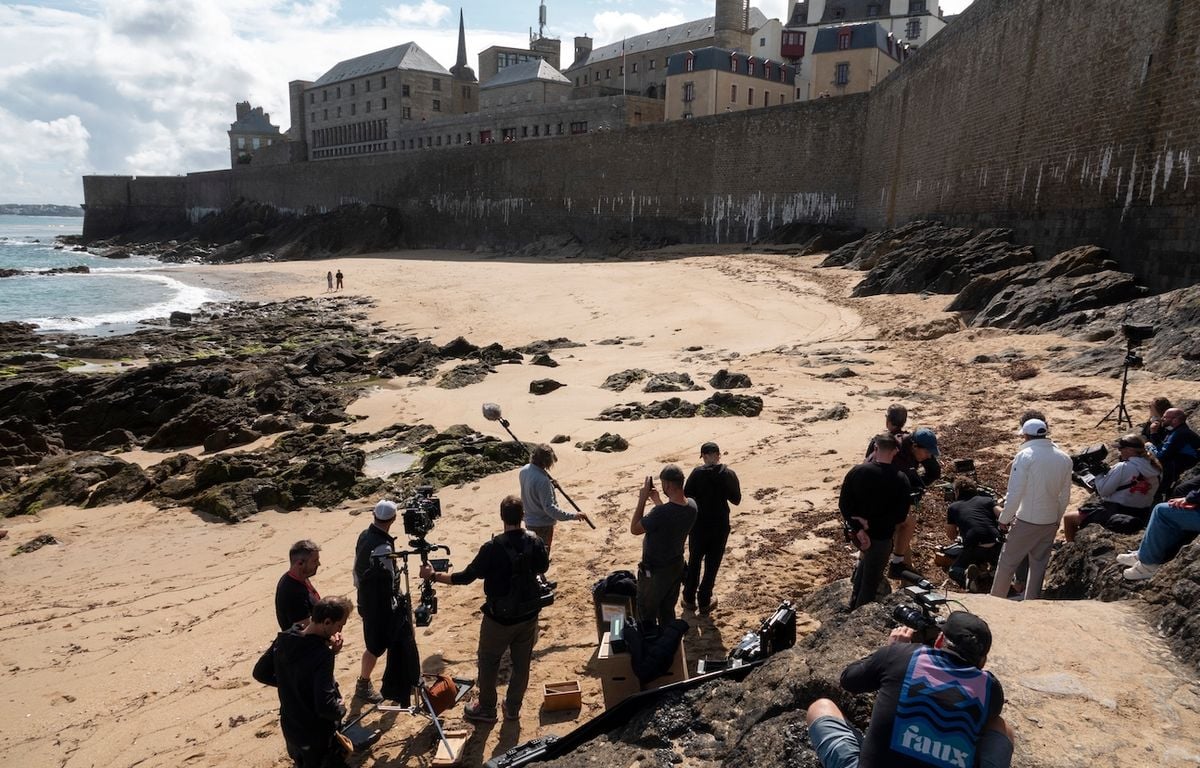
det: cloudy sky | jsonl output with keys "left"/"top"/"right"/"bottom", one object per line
{"left": 0, "top": 0, "right": 975, "bottom": 205}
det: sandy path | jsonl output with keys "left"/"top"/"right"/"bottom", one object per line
{"left": 2, "top": 251, "right": 1198, "bottom": 767}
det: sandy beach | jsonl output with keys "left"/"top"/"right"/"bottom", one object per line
{"left": 3, "top": 250, "right": 1199, "bottom": 768}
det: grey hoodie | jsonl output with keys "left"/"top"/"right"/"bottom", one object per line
{"left": 1094, "top": 455, "right": 1160, "bottom": 508}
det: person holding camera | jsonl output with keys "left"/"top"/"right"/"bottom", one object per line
{"left": 841, "top": 433, "right": 913, "bottom": 609}
{"left": 631, "top": 465, "right": 698, "bottom": 626}
{"left": 1062, "top": 434, "right": 1161, "bottom": 542}
{"left": 805, "top": 611, "right": 1013, "bottom": 768}
{"left": 1147, "top": 408, "right": 1200, "bottom": 496}
{"left": 276, "top": 539, "right": 323, "bottom": 631}
{"left": 420, "top": 495, "right": 549, "bottom": 723}
{"left": 352, "top": 500, "right": 400, "bottom": 704}
{"left": 945, "top": 478, "right": 1003, "bottom": 590}
{"left": 989, "top": 419, "right": 1072, "bottom": 601}
{"left": 273, "top": 595, "right": 352, "bottom": 768}
{"left": 681, "top": 441, "right": 742, "bottom": 615}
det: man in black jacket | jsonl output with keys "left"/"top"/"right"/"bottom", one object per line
{"left": 274, "top": 595, "right": 351, "bottom": 768}
{"left": 420, "top": 495, "right": 550, "bottom": 723}
{"left": 276, "top": 539, "right": 322, "bottom": 630}
{"left": 681, "top": 441, "right": 742, "bottom": 614}
{"left": 841, "top": 433, "right": 912, "bottom": 609}
{"left": 353, "top": 500, "right": 399, "bottom": 704}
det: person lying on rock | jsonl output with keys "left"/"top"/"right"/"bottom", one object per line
{"left": 1062, "top": 434, "right": 1160, "bottom": 542}
{"left": 806, "top": 611, "right": 1014, "bottom": 768}
{"left": 1118, "top": 474, "right": 1200, "bottom": 581}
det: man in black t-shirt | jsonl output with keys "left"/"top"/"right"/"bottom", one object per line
{"left": 945, "top": 478, "right": 1003, "bottom": 590}
{"left": 420, "top": 495, "right": 549, "bottom": 723}
{"left": 631, "top": 464, "right": 698, "bottom": 626}
{"left": 806, "top": 612, "right": 1014, "bottom": 768}
{"left": 275, "top": 539, "right": 323, "bottom": 631}
{"left": 682, "top": 441, "right": 742, "bottom": 614}
{"left": 840, "top": 433, "right": 912, "bottom": 609}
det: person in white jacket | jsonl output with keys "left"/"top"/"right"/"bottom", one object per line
{"left": 989, "top": 419, "right": 1072, "bottom": 600}
{"left": 1062, "top": 434, "right": 1162, "bottom": 542}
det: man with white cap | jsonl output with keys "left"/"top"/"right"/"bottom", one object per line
{"left": 989, "top": 419, "right": 1072, "bottom": 600}
{"left": 352, "top": 499, "right": 399, "bottom": 704}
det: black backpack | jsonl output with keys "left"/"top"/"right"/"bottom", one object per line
{"left": 487, "top": 533, "right": 543, "bottom": 621}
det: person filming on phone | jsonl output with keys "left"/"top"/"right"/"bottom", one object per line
{"left": 630, "top": 465, "right": 697, "bottom": 627}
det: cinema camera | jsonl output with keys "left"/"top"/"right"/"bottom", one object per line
{"left": 891, "top": 573, "right": 949, "bottom": 646}
{"left": 404, "top": 485, "right": 442, "bottom": 540}
{"left": 1070, "top": 443, "right": 1110, "bottom": 491}
{"left": 1098, "top": 323, "right": 1157, "bottom": 430}
{"left": 371, "top": 486, "right": 450, "bottom": 628}
{"left": 727, "top": 600, "right": 798, "bottom": 665}
{"left": 936, "top": 459, "right": 1000, "bottom": 503}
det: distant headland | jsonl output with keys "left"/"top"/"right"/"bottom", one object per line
{"left": 0, "top": 204, "right": 83, "bottom": 217}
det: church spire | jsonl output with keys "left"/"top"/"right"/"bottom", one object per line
{"left": 455, "top": 9, "right": 468, "bottom": 70}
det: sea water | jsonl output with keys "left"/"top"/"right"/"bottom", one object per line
{"left": 0, "top": 214, "right": 220, "bottom": 335}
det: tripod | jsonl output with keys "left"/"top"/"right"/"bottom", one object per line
{"left": 373, "top": 542, "right": 473, "bottom": 763}
{"left": 1096, "top": 344, "right": 1139, "bottom": 430}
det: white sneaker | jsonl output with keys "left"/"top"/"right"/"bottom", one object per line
{"left": 1115, "top": 552, "right": 1140, "bottom": 567}
{"left": 1122, "top": 561, "right": 1160, "bottom": 581}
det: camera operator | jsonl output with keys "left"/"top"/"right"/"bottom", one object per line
{"left": 631, "top": 465, "right": 698, "bottom": 626}
{"left": 945, "top": 478, "right": 1003, "bottom": 589}
{"left": 1062, "top": 434, "right": 1161, "bottom": 542}
{"left": 276, "top": 539, "right": 323, "bottom": 631}
{"left": 805, "top": 611, "right": 1013, "bottom": 768}
{"left": 352, "top": 500, "right": 419, "bottom": 705}
{"left": 841, "top": 433, "right": 913, "bottom": 610}
{"left": 419, "top": 495, "right": 549, "bottom": 723}
{"left": 273, "top": 595, "right": 351, "bottom": 768}
{"left": 1146, "top": 408, "right": 1200, "bottom": 496}
{"left": 519, "top": 444, "right": 591, "bottom": 556}
{"left": 866, "top": 405, "right": 942, "bottom": 579}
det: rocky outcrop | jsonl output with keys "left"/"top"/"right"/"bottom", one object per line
{"left": 643, "top": 372, "right": 702, "bottom": 393}
{"left": 601, "top": 369, "right": 651, "bottom": 392}
{"left": 575, "top": 433, "right": 629, "bottom": 452}
{"left": 599, "top": 394, "right": 762, "bottom": 421}
{"left": 530, "top": 379, "right": 566, "bottom": 395}
{"left": 709, "top": 369, "right": 752, "bottom": 389}
{"left": 0, "top": 453, "right": 134, "bottom": 517}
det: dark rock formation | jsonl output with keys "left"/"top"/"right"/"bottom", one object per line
{"left": 709, "top": 369, "right": 752, "bottom": 388}
{"left": 807, "top": 404, "right": 850, "bottom": 422}
{"left": 15, "top": 533, "right": 59, "bottom": 554}
{"left": 530, "top": 379, "right": 566, "bottom": 395}
{"left": 437, "top": 362, "right": 494, "bottom": 389}
{"left": 698, "top": 392, "right": 763, "bottom": 417}
{"left": 550, "top": 434, "right": 570, "bottom": 444}
{"left": 0, "top": 453, "right": 133, "bottom": 517}
{"left": 601, "top": 369, "right": 651, "bottom": 392}
{"left": 576, "top": 433, "right": 629, "bottom": 452}
{"left": 169, "top": 311, "right": 192, "bottom": 326}
{"left": 818, "top": 367, "right": 857, "bottom": 380}
{"left": 599, "top": 394, "right": 762, "bottom": 421}
{"left": 970, "top": 270, "right": 1144, "bottom": 330}
{"left": 517, "top": 338, "right": 584, "bottom": 355}
{"left": 643, "top": 372, "right": 702, "bottom": 393}
{"left": 531, "top": 353, "right": 559, "bottom": 367}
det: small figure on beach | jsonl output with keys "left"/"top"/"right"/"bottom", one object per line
{"left": 335, "top": 270, "right": 344, "bottom": 291}
{"left": 325, "top": 271, "right": 333, "bottom": 292}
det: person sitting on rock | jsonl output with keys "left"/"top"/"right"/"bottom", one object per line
{"left": 1118, "top": 474, "right": 1200, "bottom": 581}
{"left": 945, "top": 478, "right": 1003, "bottom": 590}
{"left": 1147, "top": 408, "right": 1200, "bottom": 496}
{"left": 806, "top": 611, "right": 1014, "bottom": 768}
{"left": 1062, "top": 434, "right": 1161, "bottom": 542}
{"left": 1140, "top": 397, "right": 1173, "bottom": 447}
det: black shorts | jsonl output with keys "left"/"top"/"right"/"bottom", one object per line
{"left": 1080, "top": 500, "right": 1150, "bottom": 534}
{"left": 359, "top": 606, "right": 391, "bottom": 657}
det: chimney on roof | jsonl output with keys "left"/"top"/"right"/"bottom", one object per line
{"left": 235, "top": 101, "right": 251, "bottom": 120}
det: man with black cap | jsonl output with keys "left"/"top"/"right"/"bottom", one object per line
{"left": 352, "top": 499, "right": 399, "bottom": 704}
{"left": 990, "top": 419, "right": 1072, "bottom": 601}
{"left": 681, "top": 441, "right": 741, "bottom": 614}
{"left": 841, "top": 433, "right": 913, "bottom": 609}
{"left": 806, "top": 611, "right": 1013, "bottom": 768}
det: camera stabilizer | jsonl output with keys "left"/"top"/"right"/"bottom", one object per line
{"left": 1098, "top": 323, "right": 1155, "bottom": 430}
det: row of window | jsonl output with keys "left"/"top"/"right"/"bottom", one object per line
{"left": 310, "top": 98, "right": 389, "bottom": 123}
{"left": 311, "top": 119, "right": 390, "bottom": 149}
{"left": 680, "top": 53, "right": 790, "bottom": 83}
{"left": 576, "top": 59, "right": 654, "bottom": 86}
{"left": 679, "top": 83, "right": 787, "bottom": 107}
{"left": 310, "top": 120, "right": 595, "bottom": 159}
{"left": 496, "top": 52, "right": 542, "bottom": 69}
{"left": 313, "top": 142, "right": 395, "bottom": 159}
{"left": 307, "top": 76, "right": 449, "bottom": 106}
{"left": 826, "top": 0, "right": 925, "bottom": 19}
{"left": 234, "top": 136, "right": 273, "bottom": 150}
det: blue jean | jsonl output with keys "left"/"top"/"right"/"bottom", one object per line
{"left": 1137, "top": 503, "right": 1200, "bottom": 565}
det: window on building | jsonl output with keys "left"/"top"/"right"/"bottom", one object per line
{"left": 436, "top": 136, "right": 441, "bottom": 146}
{"left": 649, "top": 59, "right": 656, "bottom": 70}
{"left": 765, "top": 63, "right": 772, "bottom": 79}
{"left": 382, "top": 76, "right": 387, "bottom": 87}
{"left": 237, "top": 137, "right": 245, "bottom": 148}
{"left": 780, "top": 93, "right": 785, "bottom": 104}
{"left": 685, "top": 54, "right": 694, "bottom": 72}
{"left": 760, "top": 36, "right": 766, "bottom": 46}
{"left": 309, "top": 93, "right": 314, "bottom": 104}
{"left": 730, "top": 53, "right": 738, "bottom": 71}
{"left": 748, "top": 86, "right": 754, "bottom": 104}
{"left": 366, "top": 101, "right": 371, "bottom": 113}
{"left": 584, "top": 74, "right": 589, "bottom": 84}
{"left": 748, "top": 58, "right": 756, "bottom": 75}
{"left": 831, "top": 6, "right": 845, "bottom": 19}
{"left": 462, "top": 86, "right": 470, "bottom": 100}
{"left": 418, "top": 138, "right": 423, "bottom": 148}
{"left": 252, "top": 137, "right": 260, "bottom": 149}
{"left": 683, "top": 112, "right": 693, "bottom": 119}
{"left": 366, "top": 80, "right": 371, "bottom": 92}
{"left": 906, "top": 18, "right": 921, "bottom": 38}
{"left": 838, "top": 30, "right": 851, "bottom": 50}
{"left": 323, "top": 108, "right": 328, "bottom": 119}
{"left": 796, "top": 87, "right": 802, "bottom": 99}
{"left": 619, "top": 65, "right": 624, "bottom": 76}
{"left": 350, "top": 83, "right": 355, "bottom": 95}
{"left": 402, "top": 106, "right": 411, "bottom": 118}
{"left": 337, "top": 106, "right": 342, "bottom": 117}
{"left": 382, "top": 98, "right": 388, "bottom": 109}
{"left": 683, "top": 82, "right": 695, "bottom": 102}
{"left": 533, "top": 125, "right": 539, "bottom": 136}
{"left": 632, "top": 62, "right": 639, "bottom": 73}
{"left": 557, "top": 122, "right": 564, "bottom": 135}
{"left": 764, "top": 91, "right": 770, "bottom": 106}
{"left": 432, "top": 99, "right": 441, "bottom": 111}
{"left": 575, "top": 77, "right": 580, "bottom": 86}
{"left": 310, "top": 112, "right": 316, "bottom": 122}
{"left": 731, "top": 83, "right": 737, "bottom": 102}
{"left": 336, "top": 86, "right": 341, "bottom": 98}
{"left": 402, "top": 84, "right": 410, "bottom": 97}
{"left": 866, "top": 3, "right": 880, "bottom": 16}
{"left": 432, "top": 78, "right": 441, "bottom": 91}
{"left": 322, "top": 90, "right": 328, "bottom": 102}
{"left": 835, "top": 62, "right": 850, "bottom": 85}
{"left": 605, "top": 68, "right": 611, "bottom": 79}
{"left": 521, "top": 126, "right": 528, "bottom": 137}
{"left": 502, "top": 127, "right": 515, "bottom": 140}
{"left": 910, "top": 0, "right": 927, "bottom": 12}
{"left": 570, "top": 121, "right": 587, "bottom": 134}
{"left": 350, "top": 103, "right": 356, "bottom": 115}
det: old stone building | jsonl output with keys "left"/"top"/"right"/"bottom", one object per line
{"left": 479, "top": 59, "right": 572, "bottom": 109}
{"left": 478, "top": 0, "right": 562, "bottom": 85}
{"left": 809, "top": 21, "right": 907, "bottom": 97}
{"left": 664, "top": 47, "right": 797, "bottom": 120}
{"left": 564, "top": 2, "right": 781, "bottom": 101}
{"left": 227, "top": 102, "right": 283, "bottom": 166}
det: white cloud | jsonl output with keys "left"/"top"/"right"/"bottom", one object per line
{"left": 592, "top": 11, "right": 687, "bottom": 44}
{"left": 0, "top": 108, "right": 90, "bottom": 202}
{"left": 384, "top": 0, "right": 451, "bottom": 27}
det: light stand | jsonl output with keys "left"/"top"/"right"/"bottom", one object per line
{"left": 1097, "top": 324, "right": 1154, "bottom": 430}
{"left": 481, "top": 402, "right": 596, "bottom": 529}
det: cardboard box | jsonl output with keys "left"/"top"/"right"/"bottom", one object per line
{"left": 593, "top": 596, "right": 635, "bottom": 640}
{"left": 596, "top": 631, "right": 688, "bottom": 708}
{"left": 542, "top": 680, "right": 583, "bottom": 711}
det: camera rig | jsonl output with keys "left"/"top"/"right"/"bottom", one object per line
{"left": 1070, "top": 443, "right": 1110, "bottom": 491}
{"left": 1098, "top": 323, "right": 1156, "bottom": 430}
{"left": 891, "top": 573, "right": 949, "bottom": 646}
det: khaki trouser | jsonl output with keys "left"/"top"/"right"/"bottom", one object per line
{"left": 476, "top": 613, "right": 538, "bottom": 714}
{"left": 990, "top": 519, "right": 1058, "bottom": 600}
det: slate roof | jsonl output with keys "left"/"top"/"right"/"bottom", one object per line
{"left": 818, "top": 1, "right": 934, "bottom": 23}
{"left": 480, "top": 59, "right": 570, "bottom": 90}
{"left": 313, "top": 42, "right": 450, "bottom": 86}
{"left": 665, "top": 46, "right": 796, "bottom": 83}
{"left": 568, "top": 7, "right": 770, "bottom": 70}
{"left": 230, "top": 111, "right": 280, "bottom": 134}
{"left": 811, "top": 22, "right": 898, "bottom": 57}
